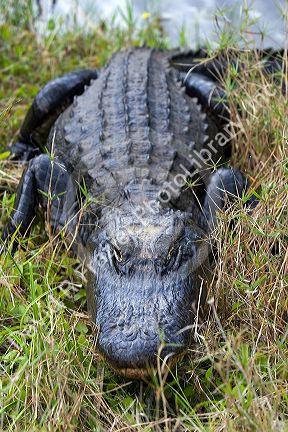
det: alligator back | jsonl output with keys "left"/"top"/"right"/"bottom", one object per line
{"left": 51, "top": 48, "right": 217, "bottom": 208}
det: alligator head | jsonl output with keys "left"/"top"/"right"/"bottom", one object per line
{"left": 86, "top": 200, "right": 211, "bottom": 377}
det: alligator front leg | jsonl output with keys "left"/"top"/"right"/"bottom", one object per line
{"left": 2, "top": 154, "right": 77, "bottom": 249}
{"left": 8, "top": 69, "right": 98, "bottom": 161}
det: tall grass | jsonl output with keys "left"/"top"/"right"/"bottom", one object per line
{"left": 0, "top": 2, "right": 287, "bottom": 431}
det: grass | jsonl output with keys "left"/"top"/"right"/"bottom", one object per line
{"left": 0, "top": 2, "right": 287, "bottom": 431}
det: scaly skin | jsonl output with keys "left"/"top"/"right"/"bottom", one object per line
{"left": 3, "top": 47, "right": 259, "bottom": 377}
{"left": 47, "top": 49, "right": 228, "bottom": 373}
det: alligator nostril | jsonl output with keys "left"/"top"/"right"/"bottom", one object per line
{"left": 126, "top": 305, "right": 133, "bottom": 320}
{"left": 142, "top": 328, "right": 158, "bottom": 340}
{"left": 118, "top": 320, "right": 125, "bottom": 329}
{"left": 125, "top": 331, "right": 138, "bottom": 341}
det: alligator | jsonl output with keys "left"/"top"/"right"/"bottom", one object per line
{"left": 2, "top": 47, "right": 282, "bottom": 378}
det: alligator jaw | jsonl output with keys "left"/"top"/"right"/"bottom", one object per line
{"left": 109, "top": 352, "right": 186, "bottom": 380}
{"left": 113, "top": 366, "right": 154, "bottom": 380}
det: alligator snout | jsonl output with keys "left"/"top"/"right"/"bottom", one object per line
{"left": 93, "top": 276, "right": 193, "bottom": 374}
{"left": 89, "top": 258, "right": 204, "bottom": 376}
{"left": 97, "top": 319, "right": 187, "bottom": 373}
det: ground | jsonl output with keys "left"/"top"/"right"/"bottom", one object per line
{"left": 0, "top": 2, "right": 287, "bottom": 431}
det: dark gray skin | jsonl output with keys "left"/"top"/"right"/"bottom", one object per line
{"left": 4, "top": 47, "right": 281, "bottom": 377}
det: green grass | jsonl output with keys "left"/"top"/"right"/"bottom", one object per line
{"left": 0, "top": 2, "right": 287, "bottom": 431}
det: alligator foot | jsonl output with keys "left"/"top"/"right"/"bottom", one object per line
{"left": 6, "top": 141, "right": 41, "bottom": 161}
{"left": 2, "top": 153, "right": 76, "bottom": 249}
{"left": 175, "top": 48, "right": 285, "bottom": 122}
{"left": 183, "top": 71, "right": 229, "bottom": 119}
{"left": 203, "top": 167, "right": 251, "bottom": 229}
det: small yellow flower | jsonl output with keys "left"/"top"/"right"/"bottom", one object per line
{"left": 141, "top": 12, "right": 151, "bottom": 20}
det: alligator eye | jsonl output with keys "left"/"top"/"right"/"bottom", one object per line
{"left": 165, "top": 246, "right": 176, "bottom": 267}
{"left": 167, "top": 247, "right": 174, "bottom": 261}
{"left": 162, "top": 245, "right": 182, "bottom": 274}
{"left": 113, "top": 246, "right": 123, "bottom": 262}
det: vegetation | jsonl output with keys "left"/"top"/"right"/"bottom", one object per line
{"left": 0, "top": 2, "right": 287, "bottom": 431}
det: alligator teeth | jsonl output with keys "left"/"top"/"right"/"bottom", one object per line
{"left": 84, "top": 84, "right": 89, "bottom": 90}
{"left": 191, "top": 97, "right": 198, "bottom": 104}
{"left": 200, "top": 113, "right": 207, "bottom": 120}
{"left": 65, "top": 135, "right": 72, "bottom": 144}
{"left": 126, "top": 139, "right": 132, "bottom": 151}
{"left": 167, "top": 134, "right": 173, "bottom": 144}
{"left": 203, "top": 134, "right": 209, "bottom": 143}
{"left": 191, "top": 300, "right": 197, "bottom": 313}
{"left": 183, "top": 126, "right": 189, "bottom": 133}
